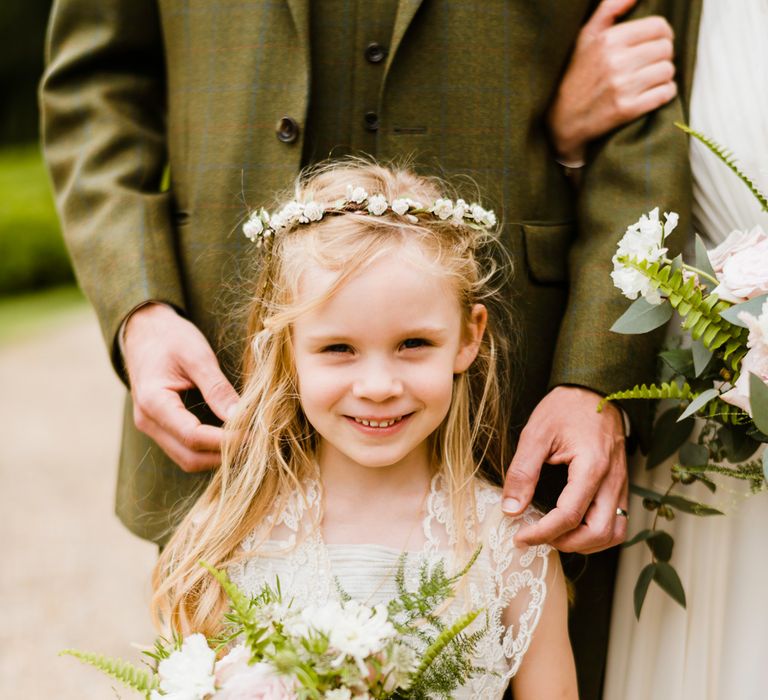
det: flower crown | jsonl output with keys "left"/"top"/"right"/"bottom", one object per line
{"left": 243, "top": 185, "right": 497, "bottom": 246}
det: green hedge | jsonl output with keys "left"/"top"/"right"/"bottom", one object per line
{"left": 0, "top": 144, "right": 74, "bottom": 294}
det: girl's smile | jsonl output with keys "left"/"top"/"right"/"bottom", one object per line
{"left": 291, "top": 247, "right": 486, "bottom": 480}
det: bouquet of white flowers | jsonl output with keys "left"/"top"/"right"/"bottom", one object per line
{"left": 63, "top": 553, "right": 486, "bottom": 699}
{"left": 603, "top": 124, "right": 768, "bottom": 617}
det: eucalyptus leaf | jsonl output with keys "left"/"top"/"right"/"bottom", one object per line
{"left": 634, "top": 563, "right": 657, "bottom": 619}
{"left": 670, "top": 253, "right": 683, "bottom": 272}
{"left": 646, "top": 531, "right": 674, "bottom": 562}
{"left": 679, "top": 441, "right": 709, "bottom": 467}
{"left": 661, "top": 494, "right": 723, "bottom": 516}
{"left": 630, "top": 484, "right": 664, "bottom": 503}
{"left": 717, "top": 424, "right": 761, "bottom": 462}
{"left": 678, "top": 388, "right": 720, "bottom": 421}
{"left": 694, "top": 234, "right": 717, "bottom": 292}
{"left": 659, "top": 349, "right": 694, "bottom": 376}
{"left": 749, "top": 373, "right": 768, "bottom": 435}
{"left": 611, "top": 297, "right": 674, "bottom": 335}
{"left": 623, "top": 529, "right": 655, "bottom": 548}
{"left": 693, "top": 473, "right": 717, "bottom": 493}
{"left": 653, "top": 562, "right": 686, "bottom": 608}
{"left": 647, "top": 408, "right": 695, "bottom": 470}
{"left": 719, "top": 293, "right": 768, "bottom": 328}
{"left": 692, "top": 339, "right": 713, "bottom": 377}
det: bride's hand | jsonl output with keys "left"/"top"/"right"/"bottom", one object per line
{"left": 547, "top": 0, "right": 677, "bottom": 165}
{"left": 502, "top": 386, "right": 629, "bottom": 554}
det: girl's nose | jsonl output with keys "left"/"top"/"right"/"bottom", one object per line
{"left": 351, "top": 361, "right": 404, "bottom": 401}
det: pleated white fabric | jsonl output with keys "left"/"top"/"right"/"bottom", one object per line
{"left": 604, "top": 3, "right": 768, "bottom": 699}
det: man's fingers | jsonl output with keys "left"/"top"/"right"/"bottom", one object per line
{"left": 187, "top": 351, "right": 240, "bottom": 422}
{"left": 612, "top": 15, "right": 674, "bottom": 47}
{"left": 587, "top": 0, "right": 638, "bottom": 33}
{"left": 502, "top": 430, "right": 552, "bottom": 515}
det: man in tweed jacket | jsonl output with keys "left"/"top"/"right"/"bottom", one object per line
{"left": 41, "top": 0, "right": 694, "bottom": 696}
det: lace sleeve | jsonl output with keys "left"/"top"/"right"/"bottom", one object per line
{"left": 483, "top": 505, "right": 551, "bottom": 683}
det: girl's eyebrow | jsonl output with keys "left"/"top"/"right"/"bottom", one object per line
{"left": 305, "top": 325, "right": 449, "bottom": 343}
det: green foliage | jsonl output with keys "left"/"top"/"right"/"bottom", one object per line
{"left": 676, "top": 123, "right": 768, "bottom": 212}
{"left": 616, "top": 256, "right": 748, "bottom": 370}
{"left": 599, "top": 381, "right": 694, "bottom": 410}
{"left": 646, "top": 407, "right": 694, "bottom": 470}
{"left": 60, "top": 650, "right": 158, "bottom": 696}
{"left": 0, "top": 145, "right": 74, "bottom": 294}
{"left": 611, "top": 296, "right": 673, "bottom": 334}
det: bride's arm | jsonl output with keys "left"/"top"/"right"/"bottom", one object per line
{"left": 509, "top": 551, "right": 578, "bottom": 700}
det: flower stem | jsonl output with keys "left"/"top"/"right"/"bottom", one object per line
{"left": 662, "top": 258, "right": 720, "bottom": 286}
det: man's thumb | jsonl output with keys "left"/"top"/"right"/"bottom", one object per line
{"left": 193, "top": 363, "right": 240, "bottom": 422}
{"left": 586, "top": 0, "right": 638, "bottom": 33}
{"left": 502, "top": 454, "right": 544, "bottom": 516}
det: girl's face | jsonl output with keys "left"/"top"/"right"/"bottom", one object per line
{"left": 291, "top": 248, "right": 486, "bottom": 476}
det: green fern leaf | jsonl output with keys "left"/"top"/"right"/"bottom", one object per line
{"left": 61, "top": 650, "right": 158, "bottom": 693}
{"left": 599, "top": 382, "right": 695, "bottom": 411}
{"left": 676, "top": 123, "right": 768, "bottom": 212}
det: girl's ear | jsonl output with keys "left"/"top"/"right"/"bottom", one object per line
{"left": 454, "top": 304, "right": 487, "bottom": 373}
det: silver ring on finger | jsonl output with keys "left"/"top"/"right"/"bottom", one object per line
{"left": 616, "top": 507, "right": 629, "bottom": 519}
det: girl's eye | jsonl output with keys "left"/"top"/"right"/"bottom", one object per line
{"left": 322, "top": 343, "right": 353, "bottom": 354}
{"left": 401, "top": 338, "right": 430, "bottom": 350}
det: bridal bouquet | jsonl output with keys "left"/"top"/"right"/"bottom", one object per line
{"left": 603, "top": 124, "right": 768, "bottom": 617}
{"left": 63, "top": 553, "right": 486, "bottom": 700}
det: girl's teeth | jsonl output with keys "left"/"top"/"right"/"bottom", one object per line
{"left": 354, "top": 416, "right": 402, "bottom": 428}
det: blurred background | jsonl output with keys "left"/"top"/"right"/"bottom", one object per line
{"left": 0, "top": 2, "right": 157, "bottom": 696}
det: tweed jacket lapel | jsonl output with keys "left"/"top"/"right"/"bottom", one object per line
{"left": 385, "top": 0, "right": 425, "bottom": 82}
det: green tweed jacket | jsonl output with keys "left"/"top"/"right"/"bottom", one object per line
{"left": 41, "top": 0, "right": 695, "bottom": 546}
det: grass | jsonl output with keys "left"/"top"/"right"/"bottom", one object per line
{"left": 0, "top": 284, "right": 86, "bottom": 344}
{"left": 0, "top": 143, "right": 74, "bottom": 293}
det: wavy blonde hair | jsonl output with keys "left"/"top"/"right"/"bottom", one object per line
{"left": 151, "top": 159, "right": 517, "bottom": 636}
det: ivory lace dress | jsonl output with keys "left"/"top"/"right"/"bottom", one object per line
{"left": 604, "top": 2, "right": 768, "bottom": 698}
{"left": 230, "top": 476, "right": 552, "bottom": 699}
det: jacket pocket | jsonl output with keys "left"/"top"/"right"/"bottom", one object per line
{"left": 520, "top": 221, "right": 575, "bottom": 284}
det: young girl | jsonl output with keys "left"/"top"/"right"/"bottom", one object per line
{"left": 152, "top": 160, "right": 577, "bottom": 699}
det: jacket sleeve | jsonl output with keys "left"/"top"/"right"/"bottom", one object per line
{"left": 548, "top": 0, "right": 696, "bottom": 443}
{"left": 40, "top": 0, "right": 185, "bottom": 377}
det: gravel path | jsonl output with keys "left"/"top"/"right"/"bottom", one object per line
{"left": 0, "top": 305, "right": 157, "bottom": 698}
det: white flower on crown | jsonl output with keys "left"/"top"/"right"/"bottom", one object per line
{"left": 431, "top": 198, "right": 454, "bottom": 220}
{"left": 391, "top": 198, "right": 410, "bottom": 216}
{"left": 367, "top": 194, "right": 389, "bottom": 215}
{"left": 303, "top": 201, "right": 325, "bottom": 222}
{"left": 346, "top": 185, "right": 369, "bottom": 203}
{"left": 611, "top": 207, "right": 679, "bottom": 305}
{"left": 243, "top": 215, "right": 264, "bottom": 242}
{"left": 451, "top": 198, "right": 468, "bottom": 224}
{"left": 149, "top": 633, "right": 216, "bottom": 700}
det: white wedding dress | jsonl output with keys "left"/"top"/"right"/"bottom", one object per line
{"left": 230, "top": 476, "right": 551, "bottom": 699}
{"left": 604, "top": 2, "right": 768, "bottom": 699}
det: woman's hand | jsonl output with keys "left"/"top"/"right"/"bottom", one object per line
{"left": 547, "top": 0, "right": 677, "bottom": 165}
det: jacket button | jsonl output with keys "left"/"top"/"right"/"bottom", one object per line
{"left": 276, "top": 116, "right": 300, "bottom": 143}
{"left": 364, "top": 42, "right": 387, "bottom": 64}
{"left": 363, "top": 111, "right": 380, "bottom": 132}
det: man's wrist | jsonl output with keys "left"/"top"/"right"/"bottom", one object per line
{"left": 118, "top": 301, "right": 178, "bottom": 358}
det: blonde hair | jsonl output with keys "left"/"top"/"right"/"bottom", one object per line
{"left": 151, "top": 159, "right": 517, "bottom": 636}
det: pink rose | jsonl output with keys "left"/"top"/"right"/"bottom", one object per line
{"left": 213, "top": 647, "right": 296, "bottom": 700}
{"left": 721, "top": 303, "right": 768, "bottom": 415}
{"left": 708, "top": 226, "right": 768, "bottom": 272}
{"left": 713, "top": 239, "right": 768, "bottom": 302}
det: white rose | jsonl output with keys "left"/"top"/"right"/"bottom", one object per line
{"left": 712, "top": 236, "right": 768, "bottom": 303}
{"left": 367, "top": 194, "right": 389, "bottom": 215}
{"left": 431, "top": 198, "right": 454, "bottom": 220}
{"left": 346, "top": 186, "right": 368, "bottom": 204}
{"left": 721, "top": 301, "right": 768, "bottom": 415}
{"left": 243, "top": 215, "right": 264, "bottom": 241}
{"left": 391, "top": 198, "right": 410, "bottom": 216}
{"left": 156, "top": 634, "right": 217, "bottom": 700}
{"left": 708, "top": 226, "right": 768, "bottom": 272}
{"left": 303, "top": 201, "right": 325, "bottom": 222}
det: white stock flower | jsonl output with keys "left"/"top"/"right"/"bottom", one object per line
{"left": 324, "top": 690, "right": 352, "bottom": 700}
{"left": 611, "top": 207, "right": 677, "bottom": 305}
{"left": 346, "top": 186, "right": 368, "bottom": 203}
{"left": 391, "top": 198, "right": 410, "bottom": 216}
{"left": 721, "top": 300, "right": 768, "bottom": 415}
{"left": 431, "top": 198, "right": 454, "bottom": 220}
{"left": 367, "top": 194, "right": 389, "bottom": 215}
{"left": 381, "top": 642, "right": 418, "bottom": 692}
{"left": 710, "top": 228, "right": 768, "bottom": 303}
{"left": 155, "top": 634, "right": 217, "bottom": 700}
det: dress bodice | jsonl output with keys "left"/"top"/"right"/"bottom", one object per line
{"left": 229, "top": 477, "right": 551, "bottom": 699}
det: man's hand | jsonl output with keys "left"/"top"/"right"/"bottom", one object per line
{"left": 123, "top": 303, "right": 239, "bottom": 472}
{"left": 502, "top": 386, "right": 629, "bottom": 554}
{"left": 547, "top": 0, "right": 676, "bottom": 164}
